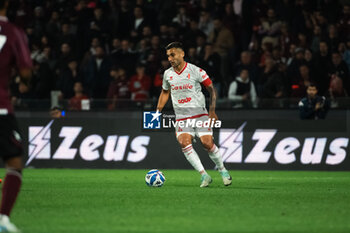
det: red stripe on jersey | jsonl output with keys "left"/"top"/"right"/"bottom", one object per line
{"left": 202, "top": 78, "right": 212, "bottom": 87}
{"left": 176, "top": 113, "right": 209, "bottom": 121}
{"left": 174, "top": 62, "right": 187, "bottom": 75}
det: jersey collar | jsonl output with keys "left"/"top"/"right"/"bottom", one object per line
{"left": 174, "top": 62, "right": 187, "bottom": 75}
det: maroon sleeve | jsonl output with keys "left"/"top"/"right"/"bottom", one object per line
{"left": 12, "top": 27, "right": 32, "bottom": 70}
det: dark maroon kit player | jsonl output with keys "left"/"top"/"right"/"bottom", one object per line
{"left": 0, "top": 0, "right": 32, "bottom": 231}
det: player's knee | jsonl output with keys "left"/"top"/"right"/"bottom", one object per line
{"left": 179, "top": 140, "right": 191, "bottom": 148}
{"left": 5, "top": 156, "right": 23, "bottom": 171}
{"left": 201, "top": 139, "right": 214, "bottom": 150}
{"left": 178, "top": 136, "right": 192, "bottom": 148}
{"left": 6, "top": 164, "right": 23, "bottom": 172}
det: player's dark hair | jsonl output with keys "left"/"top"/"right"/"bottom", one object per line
{"left": 136, "top": 62, "right": 146, "bottom": 68}
{"left": 319, "top": 40, "right": 328, "bottom": 46}
{"left": 331, "top": 51, "right": 341, "bottom": 56}
{"left": 213, "top": 16, "right": 222, "bottom": 21}
{"left": 134, "top": 4, "right": 144, "bottom": 11}
{"left": 165, "top": 42, "right": 184, "bottom": 51}
{"left": 50, "top": 106, "right": 63, "bottom": 111}
{"left": 307, "top": 82, "right": 318, "bottom": 89}
{"left": 189, "top": 17, "right": 199, "bottom": 23}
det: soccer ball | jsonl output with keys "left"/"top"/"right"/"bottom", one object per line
{"left": 145, "top": 169, "right": 165, "bottom": 187}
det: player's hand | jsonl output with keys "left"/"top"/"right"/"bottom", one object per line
{"left": 209, "top": 111, "right": 218, "bottom": 124}
{"left": 242, "top": 93, "right": 249, "bottom": 100}
{"left": 315, "top": 102, "right": 322, "bottom": 110}
{"left": 275, "top": 91, "right": 283, "bottom": 98}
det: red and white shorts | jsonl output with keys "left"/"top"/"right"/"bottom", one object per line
{"left": 175, "top": 115, "right": 213, "bottom": 139}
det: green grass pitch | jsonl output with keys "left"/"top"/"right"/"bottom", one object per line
{"left": 1, "top": 169, "right": 350, "bottom": 233}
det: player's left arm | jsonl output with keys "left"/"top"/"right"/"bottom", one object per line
{"left": 199, "top": 68, "right": 218, "bottom": 120}
{"left": 205, "top": 83, "right": 218, "bottom": 121}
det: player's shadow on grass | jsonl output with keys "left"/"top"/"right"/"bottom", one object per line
{"left": 170, "top": 183, "right": 199, "bottom": 188}
{"left": 229, "top": 186, "right": 275, "bottom": 190}
{"left": 169, "top": 184, "right": 275, "bottom": 190}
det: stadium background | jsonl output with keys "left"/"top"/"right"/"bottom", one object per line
{"left": 1, "top": 1, "right": 350, "bottom": 233}
{"left": 6, "top": 0, "right": 350, "bottom": 109}
{"left": 4, "top": 0, "right": 350, "bottom": 170}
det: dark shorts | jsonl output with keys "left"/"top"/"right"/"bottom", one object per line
{"left": 0, "top": 115, "right": 23, "bottom": 161}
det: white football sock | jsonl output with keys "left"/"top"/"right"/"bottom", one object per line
{"left": 208, "top": 144, "right": 227, "bottom": 172}
{"left": 182, "top": 144, "right": 206, "bottom": 174}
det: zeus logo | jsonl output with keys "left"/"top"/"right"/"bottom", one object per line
{"left": 219, "top": 123, "right": 349, "bottom": 165}
{"left": 27, "top": 121, "right": 150, "bottom": 165}
{"left": 219, "top": 122, "right": 246, "bottom": 163}
{"left": 27, "top": 120, "right": 54, "bottom": 166}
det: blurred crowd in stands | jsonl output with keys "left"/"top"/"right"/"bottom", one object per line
{"left": 7, "top": 0, "right": 350, "bottom": 110}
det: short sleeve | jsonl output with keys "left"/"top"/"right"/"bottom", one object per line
{"left": 162, "top": 70, "right": 170, "bottom": 90}
{"left": 198, "top": 67, "right": 212, "bottom": 87}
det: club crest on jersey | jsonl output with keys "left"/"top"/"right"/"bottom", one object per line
{"left": 170, "top": 76, "right": 173, "bottom": 81}
{"left": 187, "top": 74, "right": 190, "bottom": 79}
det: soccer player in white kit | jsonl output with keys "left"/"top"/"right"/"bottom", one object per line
{"left": 156, "top": 42, "right": 232, "bottom": 187}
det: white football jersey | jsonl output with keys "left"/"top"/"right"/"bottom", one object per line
{"left": 162, "top": 62, "right": 212, "bottom": 120}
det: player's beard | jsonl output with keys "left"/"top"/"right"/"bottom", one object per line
{"left": 170, "top": 61, "right": 177, "bottom": 68}
{"left": 171, "top": 60, "right": 181, "bottom": 69}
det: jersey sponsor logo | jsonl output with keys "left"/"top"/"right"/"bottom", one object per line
{"left": 171, "top": 83, "right": 193, "bottom": 91}
{"left": 27, "top": 120, "right": 150, "bottom": 165}
{"left": 178, "top": 97, "right": 192, "bottom": 104}
{"left": 219, "top": 122, "right": 349, "bottom": 165}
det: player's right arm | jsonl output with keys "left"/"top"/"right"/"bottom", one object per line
{"left": 298, "top": 98, "right": 314, "bottom": 119}
{"left": 156, "top": 70, "right": 171, "bottom": 112}
{"left": 156, "top": 89, "right": 170, "bottom": 112}
{"left": 13, "top": 27, "right": 32, "bottom": 81}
